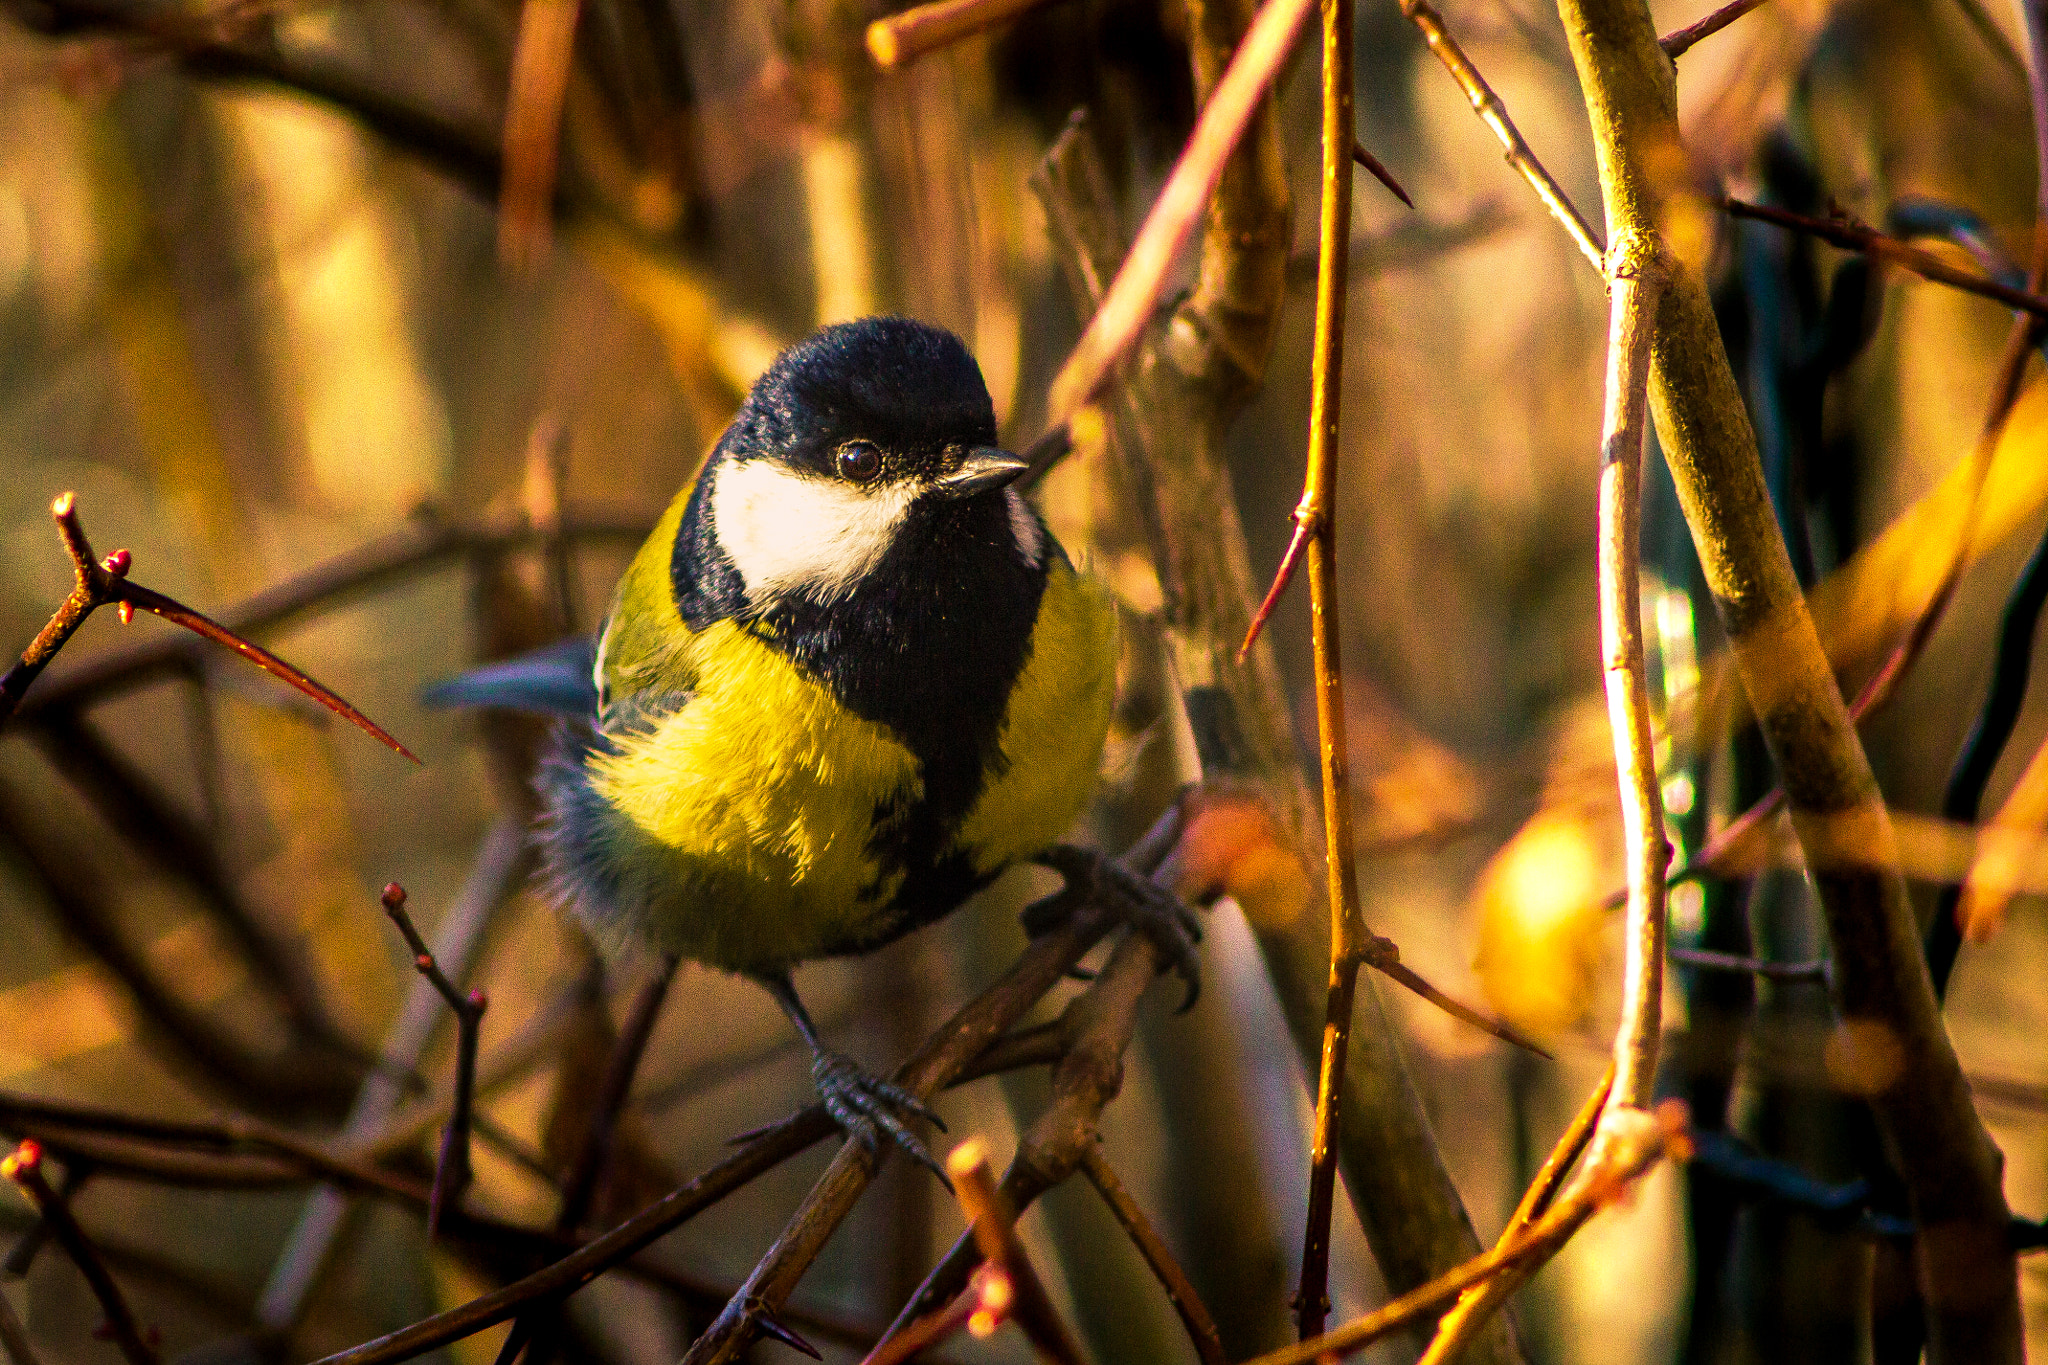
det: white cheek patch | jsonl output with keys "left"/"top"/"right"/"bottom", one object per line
{"left": 1006, "top": 488, "right": 1045, "bottom": 567}
{"left": 711, "top": 457, "right": 917, "bottom": 605}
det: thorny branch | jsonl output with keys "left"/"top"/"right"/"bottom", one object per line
{"left": 1292, "top": 0, "right": 1374, "bottom": 1338}
{"left": 1670, "top": 947, "right": 1828, "bottom": 982}
{"left": 0, "top": 493, "right": 410, "bottom": 757}
{"left": 1030, "top": 0, "right": 1526, "bottom": 1353}
{"left": 15, "top": 508, "right": 649, "bottom": 722}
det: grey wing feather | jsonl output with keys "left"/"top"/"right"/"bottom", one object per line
{"left": 422, "top": 636, "right": 600, "bottom": 717}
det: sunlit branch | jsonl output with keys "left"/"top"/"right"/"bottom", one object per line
{"left": 949, "top": 1139, "right": 1087, "bottom": 1364}
{"left": 1401, "top": 0, "right": 1604, "bottom": 269}
{"left": 865, "top": 0, "right": 1057, "bottom": 68}
{"left": 1044, "top": 0, "right": 1317, "bottom": 422}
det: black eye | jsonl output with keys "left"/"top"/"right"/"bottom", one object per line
{"left": 836, "top": 441, "right": 883, "bottom": 483}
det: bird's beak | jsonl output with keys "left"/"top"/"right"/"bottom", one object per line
{"left": 935, "top": 447, "right": 1031, "bottom": 499}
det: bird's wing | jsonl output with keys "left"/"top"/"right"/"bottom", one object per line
{"left": 421, "top": 636, "right": 600, "bottom": 716}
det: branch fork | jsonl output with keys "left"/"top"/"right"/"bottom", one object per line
{"left": 1, "top": 491, "right": 415, "bottom": 759}
{"left": 380, "top": 883, "right": 489, "bottom": 1237}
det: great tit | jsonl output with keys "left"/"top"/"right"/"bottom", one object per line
{"left": 428, "top": 316, "right": 1194, "bottom": 1169}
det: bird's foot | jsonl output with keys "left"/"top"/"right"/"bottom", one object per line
{"left": 1025, "top": 844, "right": 1203, "bottom": 1011}
{"left": 810, "top": 1049, "right": 950, "bottom": 1184}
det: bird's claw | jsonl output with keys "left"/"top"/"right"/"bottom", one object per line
{"left": 810, "top": 1050, "right": 951, "bottom": 1185}
{"left": 1026, "top": 844, "right": 1204, "bottom": 1012}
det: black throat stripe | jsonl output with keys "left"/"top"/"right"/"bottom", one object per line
{"left": 669, "top": 474, "right": 1050, "bottom": 923}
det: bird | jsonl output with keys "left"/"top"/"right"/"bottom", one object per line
{"left": 426, "top": 316, "right": 1197, "bottom": 1173}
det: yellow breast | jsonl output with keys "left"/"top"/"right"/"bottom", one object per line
{"left": 576, "top": 480, "right": 1118, "bottom": 973}
{"left": 954, "top": 556, "right": 1118, "bottom": 876}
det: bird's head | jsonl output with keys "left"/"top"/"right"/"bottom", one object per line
{"left": 703, "top": 316, "right": 1038, "bottom": 608}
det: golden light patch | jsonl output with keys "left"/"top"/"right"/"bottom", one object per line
{"left": 1472, "top": 809, "right": 1610, "bottom": 1039}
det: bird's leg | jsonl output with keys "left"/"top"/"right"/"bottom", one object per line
{"left": 1024, "top": 844, "right": 1203, "bottom": 1011}
{"left": 754, "top": 971, "right": 950, "bottom": 1181}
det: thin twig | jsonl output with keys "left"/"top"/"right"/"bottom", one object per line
{"left": 1372, "top": 956, "right": 1550, "bottom": 1055}
{"left": 1294, "top": 0, "right": 1364, "bottom": 1336}
{"left": 1043, "top": 0, "right": 1318, "bottom": 422}
{"left": 1595, "top": 246, "right": 1671, "bottom": 1116}
{"left": 2, "top": 1143, "right": 157, "bottom": 1365}
{"left": 380, "top": 885, "right": 489, "bottom": 1238}
{"left": 1669, "top": 947, "right": 1827, "bottom": 982}
{"left": 0, "top": 494, "right": 129, "bottom": 723}
{"left": 1247, "top": 1106, "right": 1689, "bottom": 1365}
{"left": 261, "top": 817, "right": 530, "bottom": 1330}
{"left": 859, "top": 1264, "right": 1008, "bottom": 1365}
{"left": 1418, "top": 1065, "right": 1614, "bottom": 1364}
{"left": 1724, "top": 198, "right": 2048, "bottom": 319}
{"left": 0, "top": 492, "right": 414, "bottom": 757}
{"left": 1659, "top": 0, "right": 1773, "bottom": 58}
{"left": 1077, "top": 1144, "right": 1227, "bottom": 1365}
{"left": 865, "top": 0, "right": 1055, "bottom": 68}
{"left": 1401, "top": 0, "right": 1604, "bottom": 270}
{"left": 948, "top": 1140, "right": 1087, "bottom": 1365}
